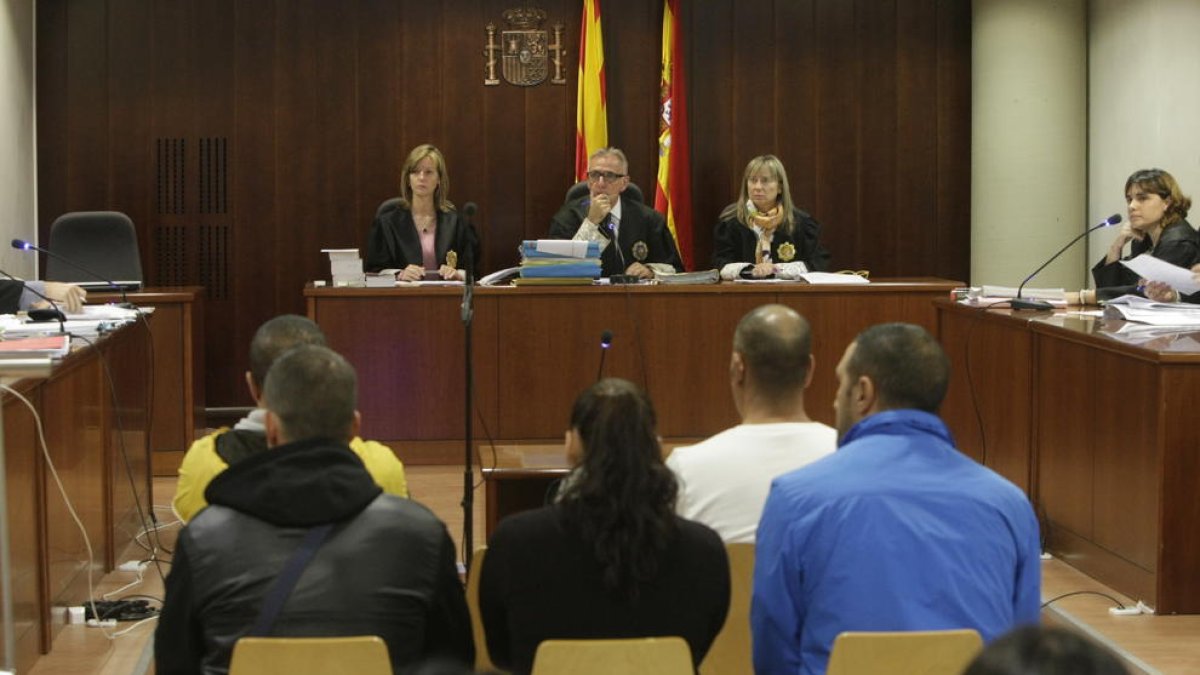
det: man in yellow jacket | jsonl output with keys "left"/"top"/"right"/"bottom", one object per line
{"left": 173, "top": 314, "right": 408, "bottom": 522}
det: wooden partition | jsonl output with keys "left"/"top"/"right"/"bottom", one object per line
{"left": 307, "top": 279, "right": 959, "bottom": 464}
{"left": 91, "top": 288, "right": 206, "bottom": 476}
{"left": 0, "top": 321, "right": 150, "bottom": 672}
{"left": 937, "top": 299, "right": 1200, "bottom": 615}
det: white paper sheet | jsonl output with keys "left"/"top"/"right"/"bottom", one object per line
{"left": 1119, "top": 254, "right": 1200, "bottom": 295}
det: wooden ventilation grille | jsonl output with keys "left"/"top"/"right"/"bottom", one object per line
{"left": 199, "top": 137, "right": 228, "bottom": 214}
{"left": 199, "top": 223, "right": 230, "bottom": 300}
{"left": 156, "top": 138, "right": 186, "bottom": 215}
{"left": 153, "top": 224, "right": 189, "bottom": 287}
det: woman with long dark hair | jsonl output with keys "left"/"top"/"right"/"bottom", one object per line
{"left": 479, "top": 379, "right": 730, "bottom": 674}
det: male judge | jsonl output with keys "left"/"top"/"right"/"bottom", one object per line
{"left": 549, "top": 147, "right": 684, "bottom": 279}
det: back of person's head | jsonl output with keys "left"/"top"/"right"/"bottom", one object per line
{"left": 249, "top": 314, "right": 327, "bottom": 390}
{"left": 1124, "top": 167, "right": 1191, "bottom": 226}
{"left": 560, "top": 378, "right": 677, "bottom": 599}
{"left": 262, "top": 345, "right": 357, "bottom": 445}
{"left": 733, "top": 304, "right": 812, "bottom": 399}
{"left": 848, "top": 322, "right": 949, "bottom": 414}
{"left": 963, "top": 625, "right": 1129, "bottom": 675}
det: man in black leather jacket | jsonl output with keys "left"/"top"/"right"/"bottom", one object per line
{"left": 155, "top": 345, "right": 474, "bottom": 674}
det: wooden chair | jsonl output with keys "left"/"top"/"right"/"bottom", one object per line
{"left": 700, "top": 542, "right": 754, "bottom": 675}
{"left": 825, "top": 629, "right": 984, "bottom": 675}
{"left": 227, "top": 635, "right": 391, "bottom": 675}
{"left": 466, "top": 545, "right": 499, "bottom": 672}
{"left": 530, "top": 636, "right": 693, "bottom": 675}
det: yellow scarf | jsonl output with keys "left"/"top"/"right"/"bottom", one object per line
{"left": 747, "top": 201, "right": 785, "bottom": 264}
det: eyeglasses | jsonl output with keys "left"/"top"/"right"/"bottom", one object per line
{"left": 586, "top": 170, "right": 627, "bottom": 183}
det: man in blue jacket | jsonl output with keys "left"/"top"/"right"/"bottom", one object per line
{"left": 751, "top": 323, "right": 1040, "bottom": 675}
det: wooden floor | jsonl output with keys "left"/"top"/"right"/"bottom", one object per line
{"left": 24, "top": 468, "right": 1200, "bottom": 675}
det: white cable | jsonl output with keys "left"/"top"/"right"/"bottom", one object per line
{"left": 110, "top": 614, "right": 158, "bottom": 637}
{"left": 102, "top": 565, "right": 144, "bottom": 600}
{"left": 1, "top": 384, "right": 115, "bottom": 641}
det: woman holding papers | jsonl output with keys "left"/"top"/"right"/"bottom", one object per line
{"left": 713, "top": 154, "right": 830, "bottom": 280}
{"left": 1083, "top": 168, "right": 1199, "bottom": 304}
{"left": 365, "top": 144, "right": 479, "bottom": 281}
{"left": 479, "top": 379, "right": 729, "bottom": 674}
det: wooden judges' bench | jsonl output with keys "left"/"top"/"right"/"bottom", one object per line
{"left": 0, "top": 321, "right": 151, "bottom": 673}
{"left": 306, "top": 278, "right": 961, "bottom": 464}
{"left": 937, "top": 299, "right": 1200, "bottom": 615}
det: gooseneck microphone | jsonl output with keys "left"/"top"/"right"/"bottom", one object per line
{"left": 1011, "top": 213, "right": 1123, "bottom": 311}
{"left": 597, "top": 329, "right": 613, "bottom": 381}
{"left": 11, "top": 239, "right": 132, "bottom": 307}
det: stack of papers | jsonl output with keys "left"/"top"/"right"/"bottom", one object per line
{"left": 519, "top": 240, "right": 601, "bottom": 281}
{"left": 321, "top": 249, "right": 365, "bottom": 287}
{"left": 0, "top": 335, "right": 69, "bottom": 359}
{"left": 1103, "top": 295, "right": 1200, "bottom": 326}
{"left": 656, "top": 269, "right": 719, "bottom": 285}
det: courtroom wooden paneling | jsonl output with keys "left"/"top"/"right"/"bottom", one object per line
{"left": 308, "top": 280, "right": 958, "bottom": 464}
{"left": 306, "top": 287, "right": 501, "bottom": 449}
{"left": 937, "top": 304, "right": 1200, "bottom": 614}
{"left": 0, "top": 324, "right": 151, "bottom": 655}
{"left": 1, "top": 384, "right": 45, "bottom": 673}
{"left": 936, "top": 302, "right": 1035, "bottom": 492}
{"left": 90, "top": 288, "right": 206, "bottom": 476}
{"left": 37, "top": 0, "right": 972, "bottom": 411}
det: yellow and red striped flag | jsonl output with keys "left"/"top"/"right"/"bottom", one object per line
{"left": 575, "top": 0, "right": 608, "bottom": 182}
{"left": 654, "top": 0, "right": 693, "bottom": 269}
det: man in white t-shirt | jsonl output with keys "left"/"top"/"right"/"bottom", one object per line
{"left": 666, "top": 304, "right": 836, "bottom": 543}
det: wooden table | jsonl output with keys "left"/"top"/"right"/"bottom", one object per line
{"left": 306, "top": 279, "right": 960, "bottom": 464}
{"left": 0, "top": 320, "right": 150, "bottom": 672}
{"left": 936, "top": 299, "right": 1200, "bottom": 614}
{"left": 89, "top": 287, "right": 205, "bottom": 475}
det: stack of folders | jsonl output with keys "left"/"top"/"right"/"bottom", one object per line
{"left": 515, "top": 240, "right": 602, "bottom": 285}
{"left": 0, "top": 334, "right": 70, "bottom": 359}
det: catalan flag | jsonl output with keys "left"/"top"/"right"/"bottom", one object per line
{"left": 575, "top": 0, "right": 608, "bottom": 182}
{"left": 654, "top": 0, "right": 693, "bottom": 269}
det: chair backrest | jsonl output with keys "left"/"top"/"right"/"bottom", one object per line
{"left": 564, "top": 180, "right": 645, "bottom": 205}
{"left": 228, "top": 635, "right": 392, "bottom": 675}
{"left": 466, "top": 545, "right": 497, "bottom": 672}
{"left": 46, "top": 211, "right": 143, "bottom": 288}
{"left": 700, "top": 542, "right": 754, "bottom": 675}
{"left": 531, "top": 636, "right": 693, "bottom": 675}
{"left": 375, "top": 196, "right": 403, "bottom": 218}
{"left": 826, "top": 629, "right": 984, "bottom": 675}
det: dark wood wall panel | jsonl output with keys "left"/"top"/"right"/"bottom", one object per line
{"left": 37, "top": 0, "right": 971, "bottom": 409}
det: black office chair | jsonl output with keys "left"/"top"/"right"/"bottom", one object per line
{"left": 375, "top": 196, "right": 403, "bottom": 218}
{"left": 46, "top": 211, "right": 143, "bottom": 289}
{"left": 564, "top": 180, "right": 645, "bottom": 205}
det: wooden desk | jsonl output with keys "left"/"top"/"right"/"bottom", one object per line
{"left": 0, "top": 321, "right": 150, "bottom": 672}
{"left": 307, "top": 279, "right": 959, "bottom": 464}
{"left": 89, "top": 287, "right": 205, "bottom": 475}
{"left": 937, "top": 299, "right": 1200, "bottom": 614}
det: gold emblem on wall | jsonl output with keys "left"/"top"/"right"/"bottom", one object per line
{"left": 484, "top": 7, "right": 566, "bottom": 87}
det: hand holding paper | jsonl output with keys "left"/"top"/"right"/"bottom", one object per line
{"left": 1120, "top": 254, "right": 1200, "bottom": 295}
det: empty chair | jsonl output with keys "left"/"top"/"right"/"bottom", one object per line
{"left": 825, "top": 629, "right": 984, "bottom": 675}
{"left": 466, "top": 546, "right": 497, "bottom": 672}
{"left": 228, "top": 635, "right": 392, "bottom": 675}
{"left": 46, "top": 211, "right": 142, "bottom": 289}
{"left": 531, "top": 637, "right": 693, "bottom": 675}
{"left": 700, "top": 542, "right": 755, "bottom": 675}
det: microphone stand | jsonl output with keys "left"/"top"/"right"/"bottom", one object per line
{"left": 1012, "top": 215, "right": 1121, "bottom": 311}
{"left": 459, "top": 208, "right": 477, "bottom": 570}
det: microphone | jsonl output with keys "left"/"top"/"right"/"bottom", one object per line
{"left": 0, "top": 269, "right": 66, "bottom": 333}
{"left": 11, "top": 238, "right": 133, "bottom": 307}
{"left": 597, "top": 329, "right": 613, "bottom": 381}
{"left": 1011, "top": 213, "right": 1122, "bottom": 311}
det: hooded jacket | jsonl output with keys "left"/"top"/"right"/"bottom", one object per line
{"left": 155, "top": 436, "right": 473, "bottom": 675}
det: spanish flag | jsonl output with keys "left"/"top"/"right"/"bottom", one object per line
{"left": 654, "top": 0, "right": 693, "bottom": 269}
{"left": 575, "top": 0, "right": 608, "bottom": 182}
